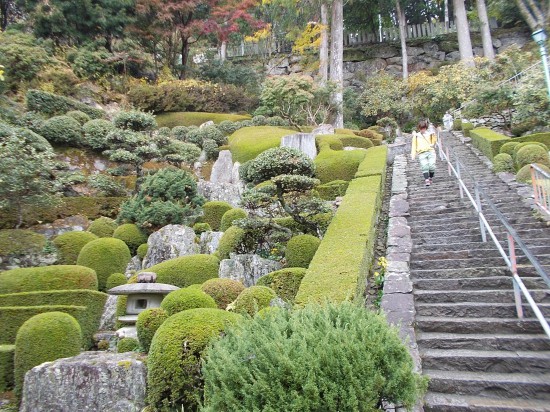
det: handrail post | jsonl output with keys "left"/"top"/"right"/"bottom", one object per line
{"left": 456, "top": 156, "right": 464, "bottom": 199}
{"left": 446, "top": 148, "right": 451, "bottom": 176}
{"left": 508, "top": 234, "right": 524, "bottom": 319}
{"left": 531, "top": 165, "right": 541, "bottom": 208}
{"left": 475, "top": 184, "right": 487, "bottom": 242}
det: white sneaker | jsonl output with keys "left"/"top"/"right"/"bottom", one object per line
{"left": 425, "top": 179, "right": 431, "bottom": 186}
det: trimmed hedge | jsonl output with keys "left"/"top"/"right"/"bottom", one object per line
{"left": 492, "top": 153, "right": 515, "bottom": 173}
{"left": 117, "top": 337, "right": 139, "bottom": 353}
{"left": 26, "top": 89, "right": 104, "bottom": 119}
{"left": 314, "top": 135, "right": 367, "bottom": 184}
{"left": 14, "top": 312, "right": 81, "bottom": 399}
{"left": 295, "top": 175, "right": 383, "bottom": 305}
{"left": 106, "top": 273, "right": 127, "bottom": 290}
{"left": 136, "top": 308, "right": 168, "bottom": 353}
{"left": 316, "top": 180, "right": 349, "bottom": 200}
{"left": 160, "top": 287, "right": 217, "bottom": 316}
{"left": 77, "top": 238, "right": 131, "bottom": 291}
{"left": 202, "top": 201, "right": 233, "bottom": 231}
{"left": 469, "top": 128, "right": 511, "bottom": 160}
{"left": 0, "top": 229, "right": 46, "bottom": 257}
{"left": 338, "top": 135, "right": 374, "bottom": 149}
{"left": 0, "top": 265, "right": 98, "bottom": 294}
{"left": 499, "top": 141, "right": 520, "bottom": 156}
{"left": 232, "top": 285, "right": 277, "bottom": 316}
{"left": 113, "top": 223, "right": 148, "bottom": 254}
{"left": 256, "top": 268, "right": 306, "bottom": 303}
{"left": 0, "top": 289, "right": 107, "bottom": 348}
{"left": 228, "top": 126, "right": 296, "bottom": 163}
{"left": 355, "top": 145, "right": 388, "bottom": 179}
{"left": 216, "top": 226, "right": 245, "bottom": 260}
{"left": 461, "top": 121, "right": 475, "bottom": 137}
{"left": 142, "top": 254, "right": 220, "bottom": 288}
{"left": 516, "top": 144, "right": 550, "bottom": 169}
{"left": 137, "top": 243, "right": 148, "bottom": 259}
{"left": 0, "top": 344, "right": 14, "bottom": 392}
{"left": 516, "top": 163, "right": 550, "bottom": 183}
{"left": 285, "top": 234, "right": 321, "bottom": 268}
{"left": 156, "top": 112, "right": 251, "bottom": 128}
{"left": 200, "top": 278, "right": 245, "bottom": 309}
{"left": 87, "top": 216, "right": 118, "bottom": 238}
{"left": 220, "top": 208, "right": 248, "bottom": 232}
{"left": 53, "top": 231, "right": 98, "bottom": 265}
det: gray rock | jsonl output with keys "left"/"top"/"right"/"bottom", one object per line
{"left": 125, "top": 256, "right": 142, "bottom": 274}
{"left": 199, "top": 120, "right": 215, "bottom": 129}
{"left": 199, "top": 231, "right": 224, "bottom": 254}
{"left": 280, "top": 133, "right": 317, "bottom": 159}
{"left": 219, "top": 253, "right": 282, "bottom": 287}
{"left": 232, "top": 162, "right": 241, "bottom": 185}
{"left": 142, "top": 225, "right": 198, "bottom": 268}
{"left": 31, "top": 215, "right": 90, "bottom": 239}
{"left": 312, "top": 124, "right": 335, "bottom": 135}
{"left": 98, "top": 295, "right": 119, "bottom": 331}
{"left": 210, "top": 150, "right": 234, "bottom": 184}
{"left": 20, "top": 352, "right": 147, "bottom": 412}
{"left": 198, "top": 181, "right": 243, "bottom": 207}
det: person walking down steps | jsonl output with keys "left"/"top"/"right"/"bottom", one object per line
{"left": 411, "top": 119, "right": 437, "bottom": 186}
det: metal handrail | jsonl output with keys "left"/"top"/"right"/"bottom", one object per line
{"left": 531, "top": 164, "right": 550, "bottom": 217}
{"left": 436, "top": 133, "right": 550, "bottom": 338}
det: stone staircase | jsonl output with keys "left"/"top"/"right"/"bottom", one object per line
{"left": 406, "top": 131, "right": 550, "bottom": 411}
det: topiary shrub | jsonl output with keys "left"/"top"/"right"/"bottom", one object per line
{"left": 202, "top": 201, "right": 233, "bottom": 231}
{"left": 87, "top": 216, "right": 118, "bottom": 238}
{"left": 256, "top": 268, "right": 306, "bottom": 303}
{"left": 499, "top": 141, "right": 520, "bottom": 156}
{"left": 217, "top": 120, "right": 239, "bottom": 135}
{"left": 315, "top": 135, "right": 367, "bottom": 183}
{"left": 462, "top": 121, "right": 474, "bottom": 137}
{"left": 172, "top": 125, "right": 190, "bottom": 141}
{"left": 137, "top": 243, "right": 148, "bottom": 260}
{"left": 0, "top": 229, "right": 46, "bottom": 257}
{"left": 66, "top": 110, "right": 91, "bottom": 125}
{"left": 220, "top": 208, "right": 248, "bottom": 232}
{"left": 25, "top": 89, "right": 105, "bottom": 119}
{"left": 144, "top": 254, "right": 220, "bottom": 288}
{"left": 201, "top": 278, "right": 245, "bottom": 309}
{"left": 0, "top": 265, "right": 98, "bottom": 294}
{"left": 40, "top": 115, "right": 83, "bottom": 146}
{"left": 515, "top": 144, "right": 550, "bottom": 169}
{"left": 216, "top": 226, "right": 245, "bottom": 260}
{"left": 0, "top": 344, "right": 14, "bottom": 392}
{"left": 516, "top": 163, "right": 550, "bottom": 183}
{"left": 492, "top": 153, "right": 515, "bottom": 173}
{"left": 193, "top": 222, "right": 211, "bottom": 235}
{"left": 117, "top": 337, "right": 140, "bottom": 353}
{"left": 53, "top": 231, "right": 98, "bottom": 265}
{"left": 14, "top": 312, "right": 82, "bottom": 399}
{"left": 106, "top": 273, "right": 127, "bottom": 290}
{"left": 113, "top": 223, "right": 148, "bottom": 255}
{"left": 76, "top": 238, "right": 131, "bottom": 291}
{"left": 147, "top": 308, "right": 242, "bottom": 410}
{"left": 285, "top": 234, "right": 321, "bottom": 268}
{"left": 316, "top": 180, "right": 349, "bottom": 200}
{"left": 83, "top": 119, "right": 116, "bottom": 151}
{"left": 231, "top": 285, "right": 277, "bottom": 316}
{"left": 113, "top": 110, "right": 156, "bottom": 132}
{"left": 201, "top": 302, "right": 427, "bottom": 411}
{"left": 338, "top": 135, "right": 374, "bottom": 149}
{"left": 161, "top": 287, "right": 217, "bottom": 316}
{"left": 252, "top": 115, "right": 268, "bottom": 126}
{"left": 136, "top": 308, "right": 168, "bottom": 353}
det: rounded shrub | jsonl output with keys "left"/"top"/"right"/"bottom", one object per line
{"left": 161, "top": 287, "right": 217, "bottom": 316}
{"left": 339, "top": 135, "right": 374, "bottom": 149}
{"left": 144, "top": 254, "right": 220, "bottom": 288}
{"left": 216, "top": 226, "right": 245, "bottom": 260}
{"left": 516, "top": 163, "right": 550, "bottom": 183}
{"left": 492, "top": 153, "right": 515, "bottom": 173}
{"left": 193, "top": 222, "right": 211, "bottom": 235}
{"left": 220, "top": 208, "right": 248, "bottom": 232}
{"left": 113, "top": 110, "right": 156, "bottom": 132}
{"left": 147, "top": 308, "right": 242, "bottom": 410}
{"left": 87, "top": 216, "right": 118, "bottom": 238}
{"left": 201, "top": 278, "right": 245, "bottom": 309}
{"left": 117, "top": 337, "right": 139, "bottom": 353}
{"left": 172, "top": 126, "right": 189, "bottom": 141}
{"left": 0, "top": 229, "right": 46, "bottom": 257}
{"left": 200, "top": 125, "right": 226, "bottom": 146}
{"left": 499, "top": 141, "right": 520, "bottom": 156}
{"left": 66, "top": 110, "right": 91, "bottom": 125}
{"left": 76, "top": 238, "right": 132, "bottom": 291}
{"left": 256, "top": 268, "right": 307, "bottom": 303}
{"left": 83, "top": 119, "right": 116, "bottom": 151}
{"left": 136, "top": 308, "right": 168, "bottom": 353}
{"left": 202, "top": 138, "right": 219, "bottom": 160}
{"left": 201, "top": 302, "right": 427, "bottom": 411}
{"left": 106, "top": 272, "right": 127, "bottom": 290}
{"left": 0, "top": 265, "right": 98, "bottom": 294}
{"left": 252, "top": 115, "right": 268, "bottom": 126}
{"left": 53, "top": 231, "right": 98, "bottom": 265}
{"left": 217, "top": 120, "right": 239, "bottom": 135}
{"left": 113, "top": 223, "right": 148, "bottom": 254}
{"left": 231, "top": 285, "right": 277, "bottom": 316}
{"left": 14, "top": 312, "right": 81, "bottom": 398}
{"left": 202, "top": 201, "right": 233, "bottom": 231}
{"left": 512, "top": 142, "right": 549, "bottom": 162}
{"left": 284, "top": 234, "right": 321, "bottom": 268}
{"left": 137, "top": 243, "right": 148, "bottom": 260}
{"left": 40, "top": 115, "right": 82, "bottom": 146}
{"left": 515, "top": 144, "right": 550, "bottom": 169}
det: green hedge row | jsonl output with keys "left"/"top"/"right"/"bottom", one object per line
{"left": 314, "top": 135, "right": 367, "bottom": 184}
{"left": 469, "top": 128, "right": 511, "bottom": 160}
{"left": 0, "top": 196, "right": 126, "bottom": 229}
{"left": 26, "top": 89, "right": 105, "bottom": 119}
{"left": 0, "top": 344, "right": 14, "bottom": 392}
{"left": 355, "top": 146, "right": 388, "bottom": 179}
{"left": 0, "top": 290, "right": 107, "bottom": 349}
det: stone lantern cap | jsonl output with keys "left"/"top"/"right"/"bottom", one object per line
{"left": 108, "top": 283, "right": 179, "bottom": 295}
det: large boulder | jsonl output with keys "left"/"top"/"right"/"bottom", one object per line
{"left": 210, "top": 150, "right": 234, "bottom": 184}
{"left": 219, "top": 254, "right": 282, "bottom": 287}
{"left": 20, "top": 351, "right": 147, "bottom": 412}
{"left": 199, "top": 231, "right": 224, "bottom": 254}
{"left": 142, "top": 225, "right": 198, "bottom": 269}
{"left": 197, "top": 181, "right": 243, "bottom": 207}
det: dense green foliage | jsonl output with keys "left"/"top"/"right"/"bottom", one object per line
{"left": 136, "top": 308, "right": 168, "bottom": 353}
{"left": 200, "top": 278, "right": 245, "bottom": 310}
{"left": 284, "top": 234, "right": 321, "bottom": 268}
{"left": 144, "top": 255, "right": 220, "bottom": 288}
{"left": 87, "top": 216, "right": 118, "bottom": 237}
{"left": 515, "top": 144, "right": 550, "bottom": 169}
{"left": 0, "top": 345, "right": 14, "bottom": 392}
{"left": 26, "top": 89, "right": 105, "bottom": 119}
{"left": 156, "top": 112, "right": 250, "bottom": 128}
{"left": 113, "top": 223, "right": 148, "bottom": 254}
{"left": 256, "top": 268, "right": 306, "bottom": 303}
{"left": 315, "top": 180, "right": 349, "bottom": 200}
{"left": 314, "top": 135, "right": 367, "bottom": 183}
{"left": 137, "top": 243, "right": 148, "bottom": 259}
{"left": 228, "top": 126, "right": 296, "bottom": 163}
{"left": 0, "top": 229, "right": 46, "bottom": 257}
{"left": 14, "top": 312, "right": 81, "bottom": 399}
{"left": 40, "top": 115, "right": 82, "bottom": 146}
{"left": 106, "top": 273, "right": 127, "bottom": 290}
{"left": 516, "top": 163, "right": 550, "bottom": 183}
{"left": 201, "top": 302, "right": 427, "bottom": 412}
{"left": 492, "top": 153, "right": 515, "bottom": 173}
{"left": 83, "top": 119, "right": 116, "bottom": 151}
{"left": 216, "top": 226, "right": 246, "bottom": 260}
{"left": 52, "top": 231, "right": 98, "bottom": 265}
{"left": 147, "top": 308, "right": 241, "bottom": 411}
{"left": 161, "top": 287, "right": 218, "bottom": 316}
{"left": 469, "top": 128, "right": 511, "bottom": 160}
{"left": 219, "top": 208, "right": 248, "bottom": 232}
{"left": 76, "top": 238, "right": 131, "bottom": 291}
{"left": 117, "top": 337, "right": 140, "bottom": 353}
{"left": 231, "top": 285, "right": 277, "bottom": 316}
{"left": 202, "top": 201, "right": 233, "bottom": 231}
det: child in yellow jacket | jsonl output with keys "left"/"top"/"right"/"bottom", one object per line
{"left": 411, "top": 119, "right": 437, "bottom": 186}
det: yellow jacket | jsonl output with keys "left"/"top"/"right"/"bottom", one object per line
{"left": 411, "top": 131, "right": 437, "bottom": 159}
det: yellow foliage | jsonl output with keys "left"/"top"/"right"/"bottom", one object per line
{"left": 157, "top": 66, "right": 177, "bottom": 85}
{"left": 292, "top": 22, "right": 325, "bottom": 54}
{"left": 245, "top": 24, "right": 272, "bottom": 43}
{"left": 0, "top": 65, "right": 4, "bottom": 81}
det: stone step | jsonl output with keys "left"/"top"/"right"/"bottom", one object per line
{"left": 410, "top": 266, "right": 550, "bottom": 280}
{"left": 410, "top": 257, "right": 542, "bottom": 270}
{"left": 415, "top": 302, "right": 550, "bottom": 318}
{"left": 421, "top": 349, "right": 550, "bottom": 374}
{"left": 425, "top": 370, "right": 550, "bottom": 400}
{"left": 411, "top": 226, "right": 549, "bottom": 242}
{"left": 410, "top": 213, "right": 539, "bottom": 228}
{"left": 413, "top": 289, "right": 550, "bottom": 304}
{"left": 423, "top": 392, "right": 550, "bottom": 412}
{"left": 412, "top": 241, "right": 550, "bottom": 254}
{"left": 413, "top": 276, "right": 548, "bottom": 291}
{"left": 416, "top": 317, "right": 547, "bottom": 334}
{"left": 411, "top": 253, "right": 550, "bottom": 267}
{"left": 416, "top": 332, "right": 550, "bottom": 351}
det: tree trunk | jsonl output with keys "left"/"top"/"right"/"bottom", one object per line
{"left": 220, "top": 40, "right": 227, "bottom": 62}
{"left": 330, "top": 0, "right": 344, "bottom": 128}
{"left": 396, "top": 0, "right": 408, "bottom": 79}
{"left": 477, "top": 0, "right": 495, "bottom": 60}
{"left": 180, "top": 37, "right": 190, "bottom": 79}
{"left": 453, "top": 0, "right": 475, "bottom": 66}
{"left": 319, "top": 3, "right": 329, "bottom": 85}
{"left": 444, "top": 0, "right": 449, "bottom": 31}
{"left": 0, "top": 0, "right": 8, "bottom": 31}
{"left": 514, "top": 0, "right": 545, "bottom": 31}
